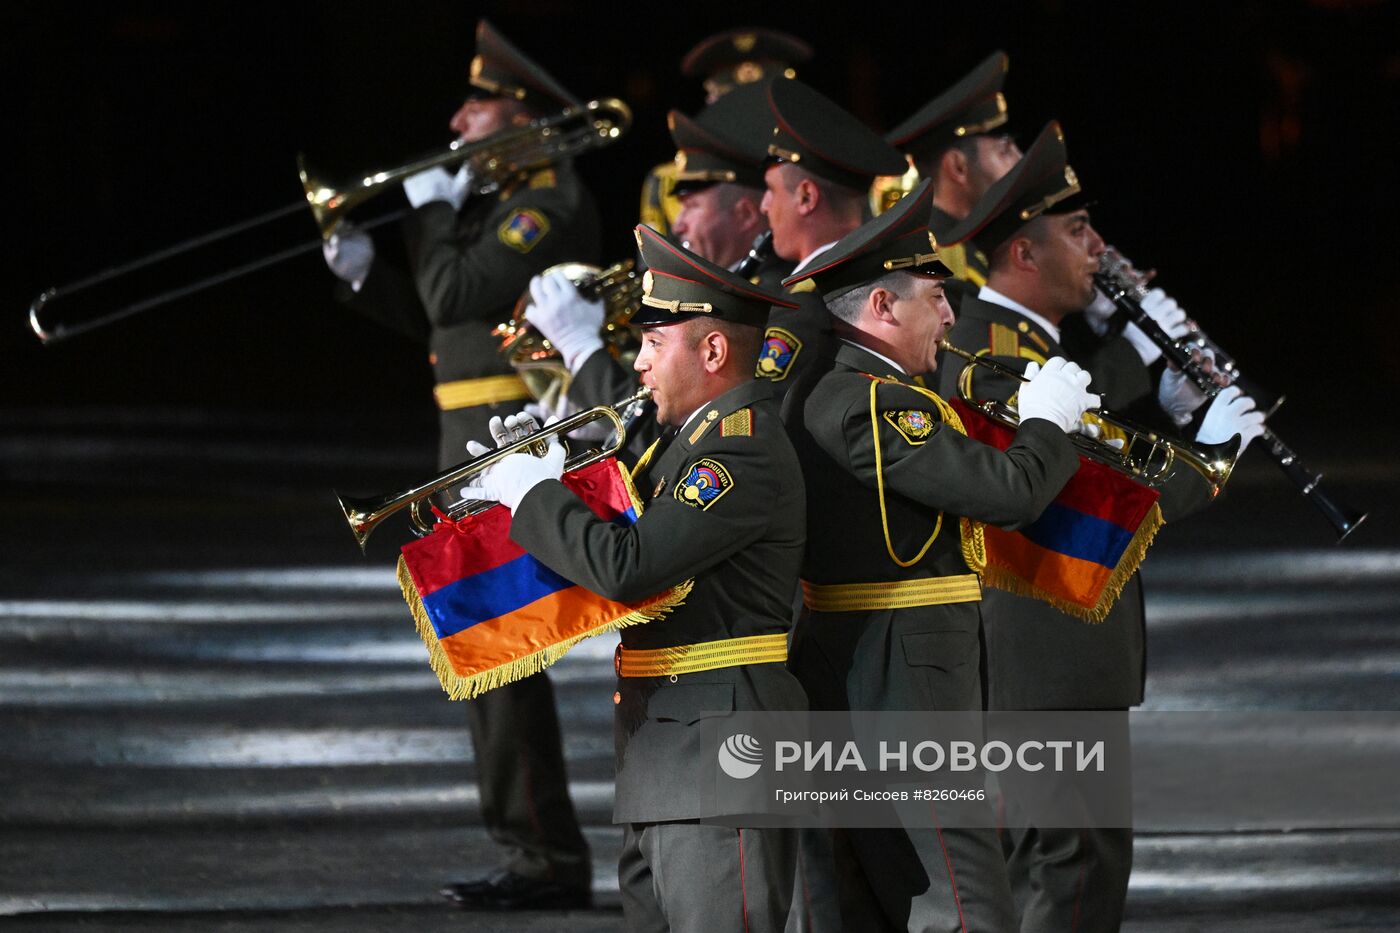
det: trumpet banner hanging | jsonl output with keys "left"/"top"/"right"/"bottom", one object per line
{"left": 949, "top": 399, "right": 1164, "bottom": 623}
{"left": 397, "top": 457, "right": 689, "bottom": 699}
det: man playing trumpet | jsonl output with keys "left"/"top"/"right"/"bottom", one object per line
{"left": 462, "top": 225, "right": 810, "bottom": 932}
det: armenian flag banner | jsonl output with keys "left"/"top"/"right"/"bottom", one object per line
{"left": 397, "top": 457, "right": 690, "bottom": 699}
{"left": 949, "top": 398, "right": 1164, "bottom": 623}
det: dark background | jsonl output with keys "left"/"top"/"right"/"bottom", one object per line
{"left": 5, "top": 0, "right": 1398, "bottom": 430}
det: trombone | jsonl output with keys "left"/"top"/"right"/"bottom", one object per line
{"left": 338, "top": 387, "right": 650, "bottom": 552}
{"left": 940, "top": 340, "right": 1239, "bottom": 493}
{"left": 28, "top": 98, "right": 632, "bottom": 345}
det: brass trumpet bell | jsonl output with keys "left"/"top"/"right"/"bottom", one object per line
{"left": 337, "top": 388, "right": 649, "bottom": 552}
{"left": 941, "top": 339, "right": 1239, "bottom": 493}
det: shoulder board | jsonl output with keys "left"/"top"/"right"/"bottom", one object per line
{"left": 787, "top": 279, "right": 817, "bottom": 294}
{"left": 720, "top": 408, "right": 753, "bottom": 437}
{"left": 939, "top": 242, "right": 970, "bottom": 280}
{"left": 528, "top": 168, "right": 557, "bottom": 190}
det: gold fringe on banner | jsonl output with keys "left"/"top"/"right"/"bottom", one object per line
{"left": 397, "top": 458, "right": 694, "bottom": 700}
{"left": 398, "top": 559, "right": 693, "bottom": 700}
{"left": 980, "top": 502, "right": 1165, "bottom": 624}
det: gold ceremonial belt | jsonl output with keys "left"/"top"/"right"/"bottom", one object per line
{"left": 434, "top": 375, "right": 532, "bottom": 411}
{"left": 616, "top": 633, "right": 789, "bottom": 678}
{"left": 801, "top": 574, "right": 982, "bottom": 612}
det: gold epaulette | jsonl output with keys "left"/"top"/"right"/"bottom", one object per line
{"left": 721, "top": 408, "right": 753, "bottom": 437}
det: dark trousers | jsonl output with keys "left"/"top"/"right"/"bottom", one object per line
{"left": 619, "top": 822, "right": 796, "bottom": 933}
{"left": 466, "top": 671, "right": 590, "bottom": 884}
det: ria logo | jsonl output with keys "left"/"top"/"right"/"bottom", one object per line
{"left": 718, "top": 733, "right": 764, "bottom": 779}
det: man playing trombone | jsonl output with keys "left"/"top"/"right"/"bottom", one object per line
{"left": 319, "top": 19, "right": 602, "bottom": 911}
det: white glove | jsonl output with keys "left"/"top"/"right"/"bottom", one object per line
{"left": 1016, "top": 357, "right": 1100, "bottom": 434}
{"left": 1122, "top": 288, "right": 1190, "bottom": 364}
{"left": 1157, "top": 348, "right": 1214, "bottom": 426}
{"left": 460, "top": 431, "right": 565, "bottom": 512}
{"left": 402, "top": 164, "right": 473, "bottom": 211}
{"left": 1196, "top": 385, "right": 1266, "bottom": 453}
{"left": 524, "top": 269, "right": 606, "bottom": 371}
{"left": 321, "top": 225, "right": 374, "bottom": 291}
{"left": 1082, "top": 288, "right": 1118, "bottom": 337}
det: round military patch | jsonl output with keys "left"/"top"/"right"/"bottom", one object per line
{"left": 674, "top": 458, "right": 734, "bottom": 511}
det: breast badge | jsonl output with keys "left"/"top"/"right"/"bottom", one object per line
{"left": 755, "top": 327, "right": 802, "bottom": 382}
{"left": 674, "top": 458, "right": 734, "bottom": 511}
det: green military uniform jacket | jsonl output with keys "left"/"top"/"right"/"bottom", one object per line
{"left": 938, "top": 291, "right": 1212, "bottom": 709}
{"left": 929, "top": 205, "right": 988, "bottom": 316}
{"left": 341, "top": 162, "right": 601, "bottom": 465}
{"left": 785, "top": 341, "right": 1078, "bottom": 713}
{"left": 510, "top": 379, "right": 807, "bottom": 823}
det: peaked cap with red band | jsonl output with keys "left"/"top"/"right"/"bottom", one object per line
{"left": 783, "top": 178, "right": 951, "bottom": 299}
{"left": 632, "top": 225, "right": 795, "bottom": 328}
{"left": 470, "top": 19, "right": 580, "bottom": 111}
{"left": 942, "top": 121, "right": 1088, "bottom": 252}
{"left": 765, "top": 77, "right": 906, "bottom": 191}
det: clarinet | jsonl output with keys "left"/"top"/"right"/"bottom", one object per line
{"left": 735, "top": 230, "right": 775, "bottom": 280}
{"left": 1094, "top": 253, "right": 1367, "bottom": 542}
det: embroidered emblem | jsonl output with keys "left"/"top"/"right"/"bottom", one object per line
{"left": 721, "top": 409, "right": 753, "bottom": 437}
{"left": 674, "top": 458, "right": 734, "bottom": 511}
{"left": 756, "top": 326, "right": 802, "bottom": 382}
{"left": 498, "top": 209, "right": 550, "bottom": 253}
{"left": 884, "top": 409, "right": 937, "bottom": 445}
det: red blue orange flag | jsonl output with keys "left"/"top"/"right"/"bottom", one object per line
{"left": 949, "top": 398, "right": 1164, "bottom": 623}
{"left": 396, "top": 457, "right": 690, "bottom": 699}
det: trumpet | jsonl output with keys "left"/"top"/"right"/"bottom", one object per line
{"left": 492, "top": 260, "right": 643, "bottom": 404}
{"left": 1093, "top": 253, "right": 1368, "bottom": 541}
{"left": 300, "top": 97, "right": 632, "bottom": 239}
{"left": 338, "top": 388, "right": 650, "bottom": 552}
{"left": 940, "top": 340, "right": 1239, "bottom": 493}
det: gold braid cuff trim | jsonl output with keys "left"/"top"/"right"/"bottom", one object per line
{"left": 802, "top": 575, "right": 982, "bottom": 612}
{"left": 434, "top": 375, "right": 532, "bottom": 411}
{"left": 618, "top": 633, "right": 789, "bottom": 678}
{"left": 980, "top": 502, "right": 1165, "bottom": 624}
{"left": 398, "top": 459, "right": 694, "bottom": 699}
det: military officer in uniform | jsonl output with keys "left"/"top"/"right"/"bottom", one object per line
{"left": 756, "top": 77, "right": 907, "bottom": 390}
{"left": 883, "top": 52, "right": 1021, "bottom": 311}
{"left": 782, "top": 178, "right": 1101, "bottom": 932}
{"left": 525, "top": 77, "right": 793, "bottom": 429}
{"left": 640, "top": 28, "right": 813, "bottom": 236}
{"left": 319, "top": 19, "right": 600, "bottom": 911}
{"left": 934, "top": 122, "right": 1266, "bottom": 932}
{"left": 464, "top": 224, "right": 809, "bottom": 932}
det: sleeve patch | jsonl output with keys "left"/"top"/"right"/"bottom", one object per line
{"left": 674, "top": 458, "right": 734, "bottom": 511}
{"left": 755, "top": 326, "right": 802, "bottom": 382}
{"left": 720, "top": 408, "right": 753, "bottom": 437}
{"left": 882, "top": 409, "right": 938, "bottom": 445}
{"left": 498, "top": 209, "right": 550, "bottom": 253}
